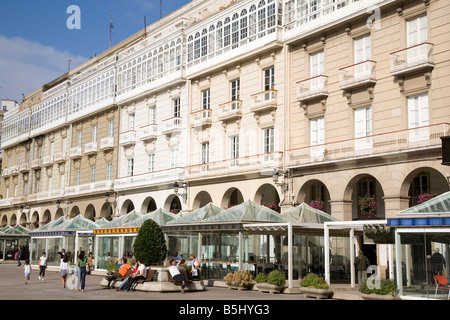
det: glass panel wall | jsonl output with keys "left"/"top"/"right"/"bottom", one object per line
{"left": 397, "top": 230, "right": 450, "bottom": 299}
{"left": 96, "top": 236, "right": 120, "bottom": 270}
{"left": 47, "top": 237, "right": 64, "bottom": 266}
{"left": 123, "top": 235, "right": 136, "bottom": 266}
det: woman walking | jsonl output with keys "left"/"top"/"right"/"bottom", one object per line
{"left": 60, "top": 255, "right": 70, "bottom": 288}
{"left": 76, "top": 251, "right": 88, "bottom": 292}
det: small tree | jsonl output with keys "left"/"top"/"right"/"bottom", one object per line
{"left": 133, "top": 219, "right": 167, "bottom": 266}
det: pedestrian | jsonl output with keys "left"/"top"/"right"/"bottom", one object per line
{"left": 24, "top": 259, "right": 31, "bottom": 284}
{"left": 38, "top": 252, "right": 47, "bottom": 281}
{"left": 190, "top": 253, "right": 200, "bottom": 280}
{"left": 121, "top": 259, "right": 147, "bottom": 292}
{"left": 60, "top": 255, "right": 70, "bottom": 288}
{"left": 87, "top": 252, "right": 94, "bottom": 275}
{"left": 174, "top": 250, "right": 182, "bottom": 265}
{"left": 355, "top": 250, "right": 370, "bottom": 284}
{"left": 431, "top": 248, "right": 446, "bottom": 275}
{"left": 16, "top": 246, "right": 22, "bottom": 266}
{"left": 57, "top": 249, "right": 66, "bottom": 261}
{"left": 76, "top": 251, "right": 88, "bottom": 292}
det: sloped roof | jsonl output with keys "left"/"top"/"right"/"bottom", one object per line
{"left": 97, "top": 210, "right": 143, "bottom": 228}
{"left": 124, "top": 208, "right": 177, "bottom": 226}
{"left": 33, "top": 216, "right": 67, "bottom": 232}
{"left": 398, "top": 191, "right": 450, "bottom": 215}
{"left": 167, "top": 202, "right": 224, "bottom": 224}
{"left": 0, "top": 224, "right": 31, "bottom": 236}
{"left": 281, "top": 203, "right": 340, "bottom": 223}
{"left": 203, "top": 200, "right": 291, "bottom": 223}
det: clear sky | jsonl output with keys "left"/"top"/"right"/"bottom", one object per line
{"left": 0, "top": 0, "right": 190, "bottom": 102}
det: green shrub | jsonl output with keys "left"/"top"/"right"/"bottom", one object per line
{"left": 300, "top": 273, "right": 329, "bottom": 289}
{"left": 133, "top": 219, "right": 167, "bottom": 266}
{"left": 106, "top": 263, "right": 117, "bottom": 272}
{"left": 359, "top": 279, "right": 398, "bottom": 296}
{"left": 267, "top": 270, "right": 286, "bottom": 287}
{"left": 255, "top": 273, "right": 268, "bottom": 284}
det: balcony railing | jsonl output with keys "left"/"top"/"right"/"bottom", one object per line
{"left": 339, "top": 60, "right": 377, "bottom": 90}
{"left": 186, "top": 152, "right": 283, "bottom": 180}
{"left": 250, "top": 90, "right": 278, "bottom": 113}
{"left": 390, "top": 43, "right": 434, "bottom": 75}
{"left": 70, "top": 146, "right": 82, "bottom": 159}
{"left": 191, "top": 109, "right": 212, "bottom": 128}
{"left": 31, "top": 158, "right": 42, "bottom": 169}
{"left": 218, "top": 100, "right": 243, "bottom": 122}
{"left": 42, "top": 155, "right": 54, "bottom": 167}
{"left": 138, "top": 124, "right": 158, "bottom": 141}
{"left": 114, "top": 167, "right": 185, "bottom": 190}
{"left": 161, "top": 117, "right": 182, "bottom": 135}
{"left": 84, "top": 142, "right": 98, "bottom": 155}
{"left": 119, "top": 131, "right": 137, "bottom": 146}
{"left": 286, "top": 123, "right": 450, "bottom": 167}
{"left": 100, "top": 137, "right": 115, "bottom": 150}
{"left": 296, "top": 75, "right": 328, "bottom": 101}
{"left": 65, "top": 180, "right": 113, "bottom": 196}
{"left": 19, "top": 163, "right": 30, "bottom": 173}
{"left": 54, "top": 152, "right": 67, "bottom": 163}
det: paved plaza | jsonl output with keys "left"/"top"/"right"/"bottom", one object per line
{"left": 0, "top": 263, "right": 320, "bottom": 301}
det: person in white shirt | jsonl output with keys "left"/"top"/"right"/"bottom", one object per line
{"left": 168, "top": 258, "right": 186, "bottom": 293}
{"left": 24, "top": 259, "right": 31, "bottom": 284}
{"left": 59, "top": 255, "right": 70, "bottom": 288}
{"left": 38, "top": 252, "right": 47, "bottom": 281}
{"left": 121, "top": 259, "right": 147, "bottom": 292}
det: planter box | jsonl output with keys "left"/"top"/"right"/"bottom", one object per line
{"left": 226, "top": 283, "right": 252, "bottom": 291}
{"left": 361, "top": 293, "right": 400, "bottom": 300}
{"left": 255, "top": 283, "right": 284, "bottom": 294}
{"left": 300, "top": 287, "right": 334, "bottom": 299}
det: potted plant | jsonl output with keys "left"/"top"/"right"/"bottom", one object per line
{"left": 224, "top": 270, "right": 253, "bottom": 291}
{"left": 310, "top": 200, "right": 326, "bottom": 212}
{"left": 255, "top": 270, "right": 286, "bottom": 294}
{"left": 299, "top": 273, "right": 333, "bottom": 299}
{"left": 358, "top": 195, "right": 377, "bottom": 218}
{"left": 415, "top": 192, "right": 436, "bottom": 205}
{"left": 359, "top": 279, "right": 400, "bottom": 300}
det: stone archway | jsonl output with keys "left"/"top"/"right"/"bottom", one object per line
{"left": 141, "top": 197, "right": 157, "bottom": 213}
{"left": 42, "top": 209, "right": 51, "bottom": 226}
{"left": 221, "top": 187, "right": 244, "bottom": 209}
{"left": 100, "top": 202, "right": 114, "bottom": 220}
{"left": 55, "top": 208, "right": 65, "bottom": 220}
{"left": 31, "top": 211, "right": 39, "bottom": 229}
{"left": 1, "top": 215, "right": 7, "bottom": 227}
{"left": 192, "top": 191, "right": 213, "bottom": 210}
{"left": 120, "top": 199, "right": 135, "bottom": 215}
{"left": 343, "top": 173, "right": 385, "bottom": 220}
{"left": 254, "top": 184, "right": 281, "bottom": 212}
{"left": 401, "top": 166, "right": 450, "bottom": 208}
{"left": 70, "top": 206, "right": 80, "bottom": 218}
{"left": 85, "top": 204, "right": 96, "bottom": 221}
{"left": 164, "top": 194, "right": 182, "bottom": 214}
{"left": 297, "top": 179, "right": 331, "bottom": 214}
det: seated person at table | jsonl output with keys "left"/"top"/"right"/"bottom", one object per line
{"left": 167, "top": 259, "right": 186, "bottom": 293}
{"left": 121, "top": 259, "right": 147, "bottom": 292}
{"left": 104, "top": 257, "right": 131, "bottom": 289}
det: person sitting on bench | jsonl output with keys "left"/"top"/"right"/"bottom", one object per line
{"left": 121, "top": 259, "right": 147, "bottom": 292}
{"left": 168, "top": 258, "right": 186, "bottom": 293}
{"left": 104, "top": 257, "right": 131, "bottom": 289}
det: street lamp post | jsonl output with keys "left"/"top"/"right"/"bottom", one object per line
{"left": 173, "top": 181, "right": 187, "bottom": 204}
{"left": 56, "top": 199, "right": 72, "bottom": 218}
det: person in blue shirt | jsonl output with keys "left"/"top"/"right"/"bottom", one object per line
{"left": 174, "top": 251, "right": 182, "bottom": 265}
{"left": 16, "top": 247, "right": 22, "bottom": 267}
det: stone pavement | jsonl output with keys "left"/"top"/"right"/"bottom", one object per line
{"left": 0, "top": 263, "right": 318, "bottom": 301}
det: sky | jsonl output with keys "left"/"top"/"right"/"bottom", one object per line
{"left": 0, "top": 0, "right": 191, "bottom": 102}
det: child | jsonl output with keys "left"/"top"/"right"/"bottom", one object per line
{"left": 38, "top": 252, "right": 47, "bottom": 281}
{"left": 60, "top": 255, "right": 70, "bottom": 288}
{"left": 24, "top": 259, "right": 31, "bottom": 284}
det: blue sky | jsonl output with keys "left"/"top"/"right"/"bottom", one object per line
{"left": 0, "top": 0, "right": 190, "bottom": 102}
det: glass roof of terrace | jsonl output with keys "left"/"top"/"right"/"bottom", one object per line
{"left": 30, "top": 215, "right": 100, "bottom": 236}
{"left": 167, "top": 202, "right": 224, "bottom": 224}
{"left": 398, "top": 191, "right": 450, "bottom": 215}
{"left": 281, "top": 203, "right": 340, "bottom": 223}
{"left": 124, "top": 208, "right": 178, "bottom": 226}
{"left": 97, "top": 210, "right": 143, "bottom": 228}
{"left": 0, "top": 224, "right": 31, "bottom": 236}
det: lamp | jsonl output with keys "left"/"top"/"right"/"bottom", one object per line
{"left": 56, "top": 199, "right": 72, "bottom": 218}
{"left": 173, "top": 181, "right": 187, "bottom": 204}
{"left": 272, "top": 168, "right": 288, "bottom": 192}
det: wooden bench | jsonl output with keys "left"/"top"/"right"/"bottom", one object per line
{"left": 131, "top": 268, "right": 155, "bottom": 291}
{"left": 166, "top": 268, "right": 193, "bottom": 286}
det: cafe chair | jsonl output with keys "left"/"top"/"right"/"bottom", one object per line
{"left": 434, "top": 275, "right": 450, "bottom": 300}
